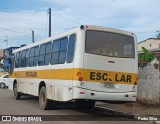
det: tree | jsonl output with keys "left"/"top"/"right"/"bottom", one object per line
{"left": 156, "top": 32, "right": 160, "bottom": 39}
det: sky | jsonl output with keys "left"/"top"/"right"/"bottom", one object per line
{"left": 0, "top": 0, "right": 160, "bottom": 49}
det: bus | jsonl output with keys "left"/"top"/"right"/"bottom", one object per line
{"left": 9, "top": 25, "right": 138, "bottom": 110}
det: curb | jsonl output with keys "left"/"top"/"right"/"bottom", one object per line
{"left": 95, "top": 106, "right": 135, "bottom": 119}
{"left": 95, "top": 106, "right": 160, "bottom": 123}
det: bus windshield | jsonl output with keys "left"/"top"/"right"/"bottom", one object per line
{"left": 85, "top": 30, "right": 135, "bottom": 58}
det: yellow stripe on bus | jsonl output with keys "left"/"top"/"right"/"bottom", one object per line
{"left": 10, "top": 68, "right": 137, "bottom": 85}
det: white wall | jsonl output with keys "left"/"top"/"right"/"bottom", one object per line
{"left": 138, "top": 58, "right": 160, "bottom": 104}
{"left": 138, "top": 39, "right": 160, "bottom": 52}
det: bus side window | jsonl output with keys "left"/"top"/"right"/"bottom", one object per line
{"left": 59, "top": 37, "right": 68, "bottom": 64}
{"left": 15, "top": 52, "right": 21, "bottom": 68}
{"left": 51, "top": 40, "right": 60, "bottom": 64}
{"left": 44, "top": 42, "right": 52, "bottom": 65}
{"left": 28, "top": 47, "right": 35, "bottom": 67}
{"left": 15, "top": 52, "right": 19, "bottom": 68}
{"left": 18, "top": 51, "right": 22, "bottom": 68}
{"left": 33, "top": 46, "right": 39, "bottom": 66}
{"left": 67, "top": 34, "right": 76, "bottom": 63}
{"left": 21, "top": 50, "right": 26, "bottom": 67}
{"left": 25, "top": 49, "right": 29, "bottom": 67}
{"left": 38, "top": 44, "right": 46, "bottom": 66}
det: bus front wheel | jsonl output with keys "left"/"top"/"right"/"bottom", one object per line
{"left": 39, "top": 86, "right": 57, "bottom": 110}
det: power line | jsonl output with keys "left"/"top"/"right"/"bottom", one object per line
{"left": 0, "top": 8, "right": 80, "bottom": 29}
{"left": 0, "top": 27, "right": 31, "bottom": 34}
{"left": 0, "top": 8, "right": 46, "bottom": 14}
{"left": 0, "top": 7, "right": 81, "bottom": 25}
{"left": 134, "top": 31, "right": 157, "bottom": 33}
{"left": 53, "top": 10, "right": 83, "bottom": 24}
{"left": 0, "top": 34, "right": 31, "bottom": 38}
{"left": 0, "top": 19, "right": 70, "bottom": 29}
{"left": 7, "top": 37, "right": 31, "bottom": 40}
{"left": 0, "top": 19, "right": 47, "bottom": 26}
{"left": 52, "top": 14, "right": 82, "bottom": 25}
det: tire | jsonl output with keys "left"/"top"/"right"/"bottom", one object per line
{"left": 0, "top": 82, "right": 6, "bottom": 88}
{"left": 76, "top": 100, "right": 95, "bottom": 109}
{"left": 39, "top": 86, "right": 57, "bottom": 110}
{"left": 13, "top": 83, "right": 21, "bottom": 100}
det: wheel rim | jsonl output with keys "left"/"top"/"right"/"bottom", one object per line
{"left": 40, "top": 91, "right": 45, "bottom": 106}
{"left": 14, "top": 84, "right": 17, "bottom": 97}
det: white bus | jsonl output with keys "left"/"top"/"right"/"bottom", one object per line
{"left": 9, "top": 25, "right": 138, "bottom": 110}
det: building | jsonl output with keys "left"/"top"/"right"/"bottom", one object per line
{"left": 4, "top": 47, "right": 19, "bottom": 59}
{"left": 3, "top": 47, "right": 20, "bottom": 67}
{"left": 0, "top": 49, "right": 4, "bottom": 60}
{"left": 138, "top": 38, "right": 160, "bottom": 52}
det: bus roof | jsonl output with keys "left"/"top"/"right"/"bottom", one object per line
{"left": 81, "top": 25, "right": 135, "bottom": 36}
{"left": 13, "top": 27, "right": 77, "bottom": 53}
{"left": 13, "top": 25, "right": 136, "bottom": 53}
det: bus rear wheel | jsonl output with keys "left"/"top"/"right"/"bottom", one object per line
{"left": 76, "top": 100, "right": 95, "bottom": 109}
{"left": 13, "top": 83, "right": 21, "bottom": 100}
{"left": 39, "top": 86, "right": 57, "bottom": 110}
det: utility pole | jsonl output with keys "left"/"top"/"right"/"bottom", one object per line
{"left": 48, "top": 8, "right": 51, "bottom": 37}
{"left": 4, "top": 36, "right": 8, "bottom": 48}
{"left": 31, "top": 30, "right": 35, "bottom": 43}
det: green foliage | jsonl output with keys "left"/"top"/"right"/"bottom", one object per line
{"left": 138, "top": 47, "right": 154, "bottom": 62}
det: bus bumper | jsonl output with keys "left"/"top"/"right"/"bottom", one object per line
{"left": 73, "top": 87, "right": 137, "bottom": 102}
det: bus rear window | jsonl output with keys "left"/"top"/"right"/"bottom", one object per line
{"left": 85, "top": 30, "right": 135, "bottom": 58}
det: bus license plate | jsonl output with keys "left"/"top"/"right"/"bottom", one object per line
{"left": 104, "top": 83, "right": 115, "bottom": 88}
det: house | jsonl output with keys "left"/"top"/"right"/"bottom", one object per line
{"left": 138, "top": 38, "right": 160, "bottom": 52}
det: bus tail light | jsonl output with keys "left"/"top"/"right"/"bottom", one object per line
{"left": 79, "top": 77, "right": 83, "bottom": 81}
{"left": 77, "top": 72, "right": 83, "bottom": 82}
{"left": 134, "top": 77, "right": 138, "bottom": 85}
{"left": 134, "top": 82, "right": 137, "bottom": 85}
{"left": 77, "top": 72, "right": 82, "bottom": 77}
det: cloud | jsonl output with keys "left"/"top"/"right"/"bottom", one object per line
{"left": 0, "top": 0, "right": 160, "bottom": 49}
{"left": 45, "top": 0, "right": 160, "bottom": 30}
{"left": 0, "top": 11, "right": 49, "bottom": 48}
